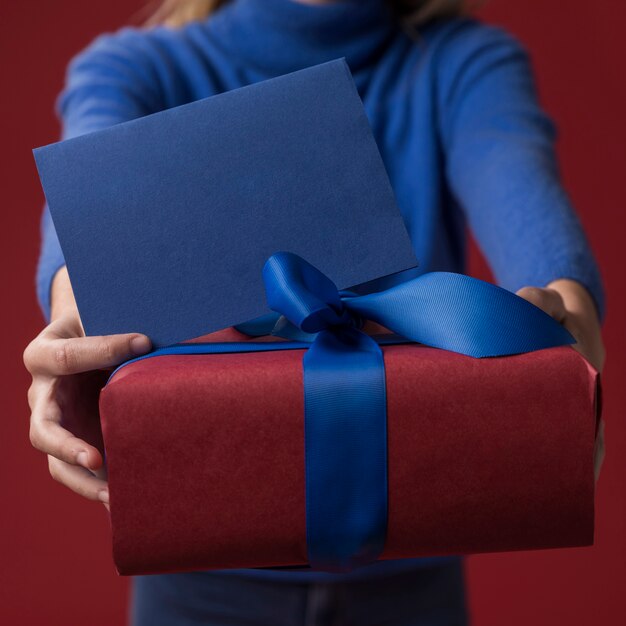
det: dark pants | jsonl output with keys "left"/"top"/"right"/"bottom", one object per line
{"left": 131, "top": 560, "right": 468, "bottom": 626}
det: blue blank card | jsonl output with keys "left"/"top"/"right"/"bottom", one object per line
{"left": 34, "top": 59, "right": 417, "bottom": 347}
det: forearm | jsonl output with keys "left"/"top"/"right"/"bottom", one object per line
{"left": 438, "top": 25, "right": 606, "bottom": 322}
{"left": 37, "top": 29, "right": 167, "bottom": 323}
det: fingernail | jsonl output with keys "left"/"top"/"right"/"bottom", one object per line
{"left": 98, "top": 489, "right": 109, "bottom": 505}
{"left": 77, "top": 451, "right": 89, "bottom": 468}
{"left": 131, "top": 335, "right": 151, "bottom": 355}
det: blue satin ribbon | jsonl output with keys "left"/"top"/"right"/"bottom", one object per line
{"left": 241, "top": 252, "right": 574, "bottom": 571}
{"left": 111, "top": 252, "right": 575, "bottom": 573}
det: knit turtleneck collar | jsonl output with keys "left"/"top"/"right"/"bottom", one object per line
{"left": 207, "top": 0, "right": 399, "bottom": 76}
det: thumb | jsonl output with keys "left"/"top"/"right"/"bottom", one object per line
{"left": 516, "top": 286, "right": 567, "bottom": 323}
{"left": 43, "top": 333, "right": 152, "bottom": 376}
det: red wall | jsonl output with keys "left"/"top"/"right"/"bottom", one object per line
{"left": 1, "top": 1, "right": 623, "bottom": 624}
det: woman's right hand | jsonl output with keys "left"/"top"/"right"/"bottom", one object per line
{"left": 23, "top": 267, "right": 152, "bottom": 505}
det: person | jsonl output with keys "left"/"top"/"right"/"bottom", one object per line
{"left": 23, "top": 0, "right": 607, "bottom": 624}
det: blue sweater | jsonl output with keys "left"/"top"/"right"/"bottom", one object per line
{"left": 36, "top": 0, "right": 604, "bottom": 582}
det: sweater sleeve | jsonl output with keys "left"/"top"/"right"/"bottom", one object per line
{"left": 437, "top": 21, "right": 606, "bottom": 322}
{"left": 36, "top": 28, "right": 170, "bottom": 322}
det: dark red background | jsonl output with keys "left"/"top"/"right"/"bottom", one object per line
{"left": 1, "top": 1, "right": 624, "bottom": 624}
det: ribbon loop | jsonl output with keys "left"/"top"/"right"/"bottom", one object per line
{"left": 263, "top": 253, "right": 574, "bottom": 357}
{"left": 262, "top": 252, "right": 358, "bottom": 333}
{"left": 347, "top": 271, "right": 575, "bottom": 357}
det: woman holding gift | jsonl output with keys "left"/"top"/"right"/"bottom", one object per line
{"left": 24, "top": 0, "right": 606, "bottom": 624}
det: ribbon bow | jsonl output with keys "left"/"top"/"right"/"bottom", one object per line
{"left": 260, "top": 251, "right": 574, "bottom": 356}
{"left": 238, "top": 252, "right": 574, "bottom": 572}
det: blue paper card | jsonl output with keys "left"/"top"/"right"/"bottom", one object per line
{"left": 34, "top": 59, "right": 417, "bottom": 347}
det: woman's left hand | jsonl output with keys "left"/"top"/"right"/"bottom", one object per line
{"left": 516, "top": 279, "right": 606, "bottom": 483}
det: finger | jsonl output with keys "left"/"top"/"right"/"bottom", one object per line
{"left": 48, "top": 456, "right": 109, "bottom": 503}
{"left": 516, "top": 286, "right": 567, "bottom": 323}
{"left": 23, "top": 316, "right": 83, "bottom": 371}
{"left": 31, "top": 332, "right": 151, "bottom": 376}
{"left": 29, "top": 388, "right": 103, "bottom": 470}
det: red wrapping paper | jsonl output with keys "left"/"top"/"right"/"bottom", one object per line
{"left": 100, "top": 328, "right": 600, "bottom": 575}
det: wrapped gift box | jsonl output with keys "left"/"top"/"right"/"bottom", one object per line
{"left": 100, "top": 326, "right": 600, "bottom": 575}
